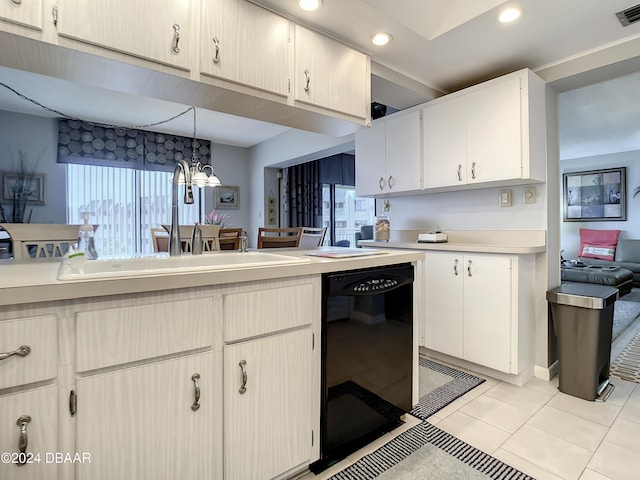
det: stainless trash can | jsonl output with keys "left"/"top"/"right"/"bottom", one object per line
{"left": 547, "top": 283, "right": 618, "bottom": 401}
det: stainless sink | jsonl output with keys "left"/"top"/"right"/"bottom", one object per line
{"left": 57, "top": 251, "right": 310, "bottom": 281}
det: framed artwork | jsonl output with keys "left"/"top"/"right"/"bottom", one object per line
{"left": 2, "top": 172, "right": 45, "bottom": 205}
{"left": 563, "top": 167, "right": 626, "bottom": 221}
{"left": 214, "top": 185, "right": 239, "bottom": 209}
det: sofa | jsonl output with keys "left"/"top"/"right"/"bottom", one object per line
{"left": 579, "top": 238, "right": 640, "bottom": 288}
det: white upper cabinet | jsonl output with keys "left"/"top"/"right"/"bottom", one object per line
{"left": 423, "top": 68, "right": 546, "bottom": 191}
{"left": 56, "top": 0, "right": 192, "bottom": 70}
{"left": 356, "top": 110, "right": 423, "bottom": 196}
{"left": 0, "top": 0, "right": 42, "bottom": 30}
{"left": 294, "top": 25, "right": 370, "bottom": 121}
{"left": 200, "top": 0, "right": 291, "bottom": 97}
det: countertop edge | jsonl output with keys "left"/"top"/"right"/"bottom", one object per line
{"left": 0, "top": 249, "right": 424, "bottom": 307}
{"left": 361, "top": 241, "right": 546, "bottom": 254}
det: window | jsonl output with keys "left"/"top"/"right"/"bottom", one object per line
{"left": 322, "top": 184, "right": 375, "bottom": 247}
{"left": 66, "top": 164, "right": 203, "bottom": 257}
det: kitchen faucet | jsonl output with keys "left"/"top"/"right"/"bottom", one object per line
{"left": 169, "top": 159, "right": 194, "bottom": 256}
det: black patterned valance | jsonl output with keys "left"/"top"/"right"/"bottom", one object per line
{"left": 56, "top": 119, "right": 211, "bottom": 172}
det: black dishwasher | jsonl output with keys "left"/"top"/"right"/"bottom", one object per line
{"left": 311, "top": 263, "right": 414, "bottom": 473}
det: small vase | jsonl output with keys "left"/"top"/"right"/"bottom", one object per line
{"left": 374, "top": 215, "right": 390, "bottom": 241}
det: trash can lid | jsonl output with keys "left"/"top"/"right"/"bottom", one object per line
{"left": 547, "top": 283, "right": 618, "bottom": 309}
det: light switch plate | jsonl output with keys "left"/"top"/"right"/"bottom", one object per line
{"left": 523, "top": 186, "right": 537, "bottom": 204}
{"left": 499, "top": 189, "right": 512, "bottom": 207}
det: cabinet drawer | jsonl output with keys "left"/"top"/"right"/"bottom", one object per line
{"left": 76, "top": 298, "right": 215, "bottom": 372}
{"left": 0, "top": 384, "right": 58, "bottom": 480}
{"left": 0, "top": 315, "right": 57, "bottom": 390}
{"left": 224, "top": 284, "right": 314, "bottom": 342}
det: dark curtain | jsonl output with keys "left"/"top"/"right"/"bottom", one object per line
{"left": 286, "top": 161, "right": 322, "bottom": 228}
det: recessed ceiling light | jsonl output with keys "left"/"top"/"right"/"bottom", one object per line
{"left": 371, "top": 33, "right": 392, "bottom": 46}
{"left": 299, "top": 0, "right": 322, "bottom": 12}
{"left": 499, "top": 7, "right": 521, "bottom": 23}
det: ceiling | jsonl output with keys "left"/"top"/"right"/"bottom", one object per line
{"left": 1, "top": 0, "right": 640, "bottom": 155}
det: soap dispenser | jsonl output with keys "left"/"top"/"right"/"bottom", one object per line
{"left": 77, "top": 212, "right": 98, "bottom": 260}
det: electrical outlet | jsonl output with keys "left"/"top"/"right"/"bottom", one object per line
{"left": 523, "top": 186, "right": 537, "bottom": 204}
{"left": 499, "top": 189, "right": 512, "bottom": 207}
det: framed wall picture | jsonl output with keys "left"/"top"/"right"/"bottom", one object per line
{"left": 563, "top": 167, "right": 626, "bottom": 221}
{"left": 2, "top": 172, "right": 45, "bottom": 205}
{"left": 214, "top": 185, "right": 239, "bottom": 209}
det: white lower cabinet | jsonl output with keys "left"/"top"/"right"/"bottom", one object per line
{"left": 224, "top": 328, "right": 313, "bottom": 480}
{"left": 424, "top": 252, "right": 517, "bottom": 374}
{"left": 0, "top": 384, "right": 59, "bottom": 480}
{"left": 75, "top": 351, "right": 220, "bottom": 480}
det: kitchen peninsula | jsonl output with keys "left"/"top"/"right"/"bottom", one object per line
{"left": 0, "top": 248, "right": 422, "bottom": 480}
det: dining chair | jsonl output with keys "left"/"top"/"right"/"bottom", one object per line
{"left": 0, "top": 223, "right": 98, "bottom": 260}
{"left": 219, "top": 228, "right": 243, "bottom": 250}
{"left": 151, "top": 227, "right": 169, "bottom": 252}
{"left": 257, "top": 227, "right": 302, "bottom": 248}
{"left": 299, "top": 226, "right": 327, "bottom": 248}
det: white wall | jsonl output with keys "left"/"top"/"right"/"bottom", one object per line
{"left": 378, "top": 184, "right": 547, "bottom": 232}
{"left": 0, "top": 110, "right": 66, "bottom": 223}
{"left": 560, "top": 150, "right": 640, "bottom": 258}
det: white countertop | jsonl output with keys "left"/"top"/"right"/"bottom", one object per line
{"left": 0, "top": 248, "right": 424, "bottom": 307}
{"left": 361, "top": 240, "right": 546, "bottom": 254}
{"left": 360, "top": 229, "right": 547, "bottom": 254}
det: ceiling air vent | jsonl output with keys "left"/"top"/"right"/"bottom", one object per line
{"left": 616, "top": 4, "right": 640, "bottom": 26}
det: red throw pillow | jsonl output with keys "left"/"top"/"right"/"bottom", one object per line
{"left": 579, "top": 229, "right": 620, "bottom": 261}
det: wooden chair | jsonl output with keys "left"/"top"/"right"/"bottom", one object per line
{"left": 161, "top": 224, "right": 221, "bottom": 252}
{"left": 257, "top": 227, "right": 302, "bottom": 248}
{"left": 0, "top": 223, "right": 98, "bottom": 260}
{"left": 299, "top": 226, "right": 327, "bottom": 248}
{"left": 219, "top": 228, "right": 243, "bottom": 250}
{"left": 151, "top": 227, "right": 169, "bottom": 252}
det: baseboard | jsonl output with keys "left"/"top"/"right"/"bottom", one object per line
{"left": 534, "top": 360, "right": 558, "bottom": 381}
{"left": 419, "top": 347, "right": 534, "bottom": 386}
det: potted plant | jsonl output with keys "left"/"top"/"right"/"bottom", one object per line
{"left": 0, "top": 150, "right": 41, "bottom": 224}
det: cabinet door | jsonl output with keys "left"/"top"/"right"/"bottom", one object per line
{"left": 224, "top": 328, "right": 312, "bottom": 480}
{"left": 0, "top": 385, "right": 58, "bottom": 480}
{"left": 56, "top": 0, "right": 192, "bottom": 70}
{"left": 424, "top": 252, "right": 464, "bottom": 357}
{"left": 466, "top": 76, "right": 522, "bottom": 184}
{"left": 294, "top": 25, "right": 369, "bottom": 120}
{"left": 0, "top": 0, "right": 42, "bottom": 30}
{"left": 463, "top": 254, "right": 512, "bottom": 372}
{"left": 76, "top": 352, "right": 219, "bottom": 480}
{"left": 423, "top": 96, "right": 467, "bottom": 188}
{"left": 200, "top": 0, "right": 290, "bottom": 97}
{"left": 355, "top": 121, "right": 386, "bottom": 196}
{"left": 385, "top": 110, "right": 422, "bottom": 193}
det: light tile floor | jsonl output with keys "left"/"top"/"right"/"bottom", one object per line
{"left": 302, "top": 318, "right": 640, "bottom": 480}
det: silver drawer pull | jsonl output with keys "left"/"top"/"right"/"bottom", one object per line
{"left": 239, "top": 360, "right": 247, "bottom": 394}
{"left": 0, "top": 345, "right": 31, "bottom": 361}
{"left": 16, "top": 415, "right": 31, "bottom": 466}
{"left": 172, "top": 24, "right": 181, "bottom": 54}
{"left": 191, "top": 373, "right": 201, "bottom": 411}
{"left": 12, "top": 0, "right": 23, "bottom": 4}
{"left": 212, "top": 36, "right": 220, "bottom": 64}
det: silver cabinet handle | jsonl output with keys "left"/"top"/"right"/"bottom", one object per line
{"left": 467, "top": 259, "right": 472, "bottom": 276}
{"left": 191, "top": 373, "right": 200, "bottom": 411}
{"left": 239, "top": 360, "right": 247, "bottom": 394}
{"left": 304, "top": 69, "right": 311, "bottom": 92}
{"left": 388, "top": 175, "right": 394, "bottom": 189}
{"left": 453, "top": 259, "right": 459, "bottom": 275}
{"left": 457, "top": 164, "right": 462, "bottom": 181}
{"left": 378, "top": 177, "right": 386, "bottom": 191}
{"left": 471, "top": 161, "right": 477, "bottom": 179}
{"left": 172, "top": 24, "right": 181, "bottom": 54}
{"left": 52, "top": 5, "right": 57, "bottom": 26}
{"left": 16, "top": 415, "right": 31, "bottom": 466}
{"left": 12, "top": 0, "right": 22, "bottom": 5}
{"left": 0, "top": 345, "right": 30, "bottom": 361}
{"left": 212, "top": 36, "right": 220, "bottom": 64}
